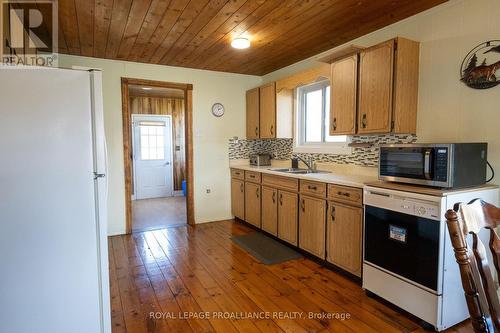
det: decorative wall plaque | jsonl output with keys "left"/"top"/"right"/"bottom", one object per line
{"left": 460, "top": 40, "right": 500, "bottom": 89}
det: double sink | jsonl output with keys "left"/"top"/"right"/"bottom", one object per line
{"left": 270, "top": 168, "right": 330, "bottom": 175}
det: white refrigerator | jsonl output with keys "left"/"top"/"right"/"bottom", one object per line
{"left": 0, "top": 67, "right": 111, "bottom": 333}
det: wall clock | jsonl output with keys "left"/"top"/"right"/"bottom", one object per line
{"left": 211, "top": 103, "right": 225, "bottom": 117}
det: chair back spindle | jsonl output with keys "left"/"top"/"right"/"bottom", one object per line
{"left": 445, "top": 199, "right": 500, "bottom": 333}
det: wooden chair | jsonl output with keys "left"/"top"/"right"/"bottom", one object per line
{"left": 445, "top": 199, "right": 500, "bottom": 333}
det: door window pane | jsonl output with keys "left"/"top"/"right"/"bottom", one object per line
{"left": 140, "top": 124, "right": 165, "bottom": 160}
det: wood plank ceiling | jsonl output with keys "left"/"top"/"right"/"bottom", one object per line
{"left": 58, "top": 0, "right": 447, "bottom": 75}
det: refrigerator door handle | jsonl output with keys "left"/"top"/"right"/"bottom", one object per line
{"left": 94, "top": 172, "right": 106, "bottom": 179}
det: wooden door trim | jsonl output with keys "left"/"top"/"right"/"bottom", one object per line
{"left": 121, "top": 77, "right": 195, "bottom": 233}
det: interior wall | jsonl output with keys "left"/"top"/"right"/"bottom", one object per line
{"left": 129, "top": 96, "right": 185, "bottom": 191}
{"left": 58, "top": 54, "right": 261, "bottom": 235}
{"left": 58, "top": 0, "right": 499, "bottom": 236}
{"left": 262, "top": 0, "right": 500, "bottom": 186}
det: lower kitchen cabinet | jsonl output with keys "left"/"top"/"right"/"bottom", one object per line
{"left": 299, "top": 195, "right": 326, "bottom": 258}
{"left": 326, "top": 201, "right": 363, "bottom": 277}
{"left": 277, "top": 190, "right": 298, "bottom": 246}
{"left": 245, "top": 182, "right": 261, "bottom": 228}
{"left": 261, "top": 186, "right": 278, "bottom": 236}
{"left": 231, "top": 179, "right": 245, "bottom": 220}
{"left": 231, "top": 170, "right": 364, "bottom": 278}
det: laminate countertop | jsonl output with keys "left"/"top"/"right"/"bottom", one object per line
{"left": 230, "top": 163, "right": 499, "bottom": 195}
{"left": 230, "top": 163, "right": 379, "bottom": 189}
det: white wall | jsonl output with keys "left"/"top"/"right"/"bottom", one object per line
{"left": 59, "top": 55, "right": 261, "bottom": 235}
{"left": 263, "top": 0, "right": 500, "bottom": 186}
{"left": 59, "top": 0, "right": 499, "bottom": 235}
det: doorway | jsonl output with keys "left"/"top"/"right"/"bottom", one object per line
{"left": 122, "top": 78, "right": 194, "bottom": 233}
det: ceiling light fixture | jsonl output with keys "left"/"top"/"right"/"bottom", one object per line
{"left": 231, "top": 37, "right": 251, "bottom": 49}
{"left": 141, "top": 87, "right": 153, "bottom": 90}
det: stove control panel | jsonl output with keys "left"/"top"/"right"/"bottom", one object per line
{"left": 413, "top": 203, "right": 439, "bottom": 220}
{"left": 364, "top": 186, "right": 442, "bottom": 221}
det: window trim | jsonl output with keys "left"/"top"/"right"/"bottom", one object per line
{"left": 294, "top": 80, "right": 351, "bottom": 155}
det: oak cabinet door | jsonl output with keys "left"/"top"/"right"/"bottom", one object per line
{"left": 277, "top": 190, "right": 298, "bottom": 246}
{"left": 326, "top": 202, "right": 363, "bottom": 277}
{"left": 358, "top": 40, "right": 394, "bottom": 134}
{"left": 261, "top": 186, "right": 278, "bottom": 236}
{"left": 330, "top": 54, "right": 358, "bottom": 135}
{"left": 246, "top": 88, "right": 260, "bottom": 139}
{"left": 259, "top": 82, "right": 276, "bottom": 139}
{"left": 245, "top": 182, "right": 261, "bottom": 228}
{"left": 231, "top": 179, "right": 245, "bottom": 220}
{"left": 298, "top": 195, "right": 326, "bottom": 258}
{"left": 392, "top": 37, "right": 419, "bottom": 134}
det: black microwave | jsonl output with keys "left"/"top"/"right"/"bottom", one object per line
{"left": 379, "top": 143, "right": 488, "bottom": 188}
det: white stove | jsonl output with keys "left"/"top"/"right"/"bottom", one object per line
{"left": 362, "top": 185, "right": 498, "bottom": 331}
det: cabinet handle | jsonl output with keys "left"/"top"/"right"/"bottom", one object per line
{"left": 272, "top": 192, "right": 276, "bottom": 203}
{"left": 240, "top": 183, "right": 243, "bottom": 192}
{"left": 270, "top": 125, "right": 274, "bottom": 136}
{"left": 301, "top": 199, "right": 305, "bottom": 212}
{"left": 307, "top": 185, "right": 317, "bottom": 191}
{"left": 256, "top": 188, "right": 259, "bottom": 198}
{"left": 332, "top": 117, "right": 337, "bottom": 131}
{"left": 249, "top": 175, "right": 255, "bottom": 178}
{"left": 361, "top": 114, "right": 367, "bottom": 128}
{"left": 255, "top": 126, "right": 259, "bottom": 136}
{"left": 279, "top": 193, "right": 283, "bottom": 206}
{"left": 330, "top": 205, "right": 336, "bottom": 222}
{"left": 337, "top": 191, "right": 351, "bottom": 197}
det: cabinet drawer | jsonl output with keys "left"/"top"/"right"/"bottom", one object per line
{"left": 231, "top": 168, "right": 244, "bottom": 180}
{"left": 300, "top": 180, "right": 326, "bottom": 198}
{"left": 262, "top": 174, "right": 298, "bottom": 192}
{"left": 327, "top": 184, "right": 362, "bottom": 206}
{"left": 245, "top": 171, "right": 261, "bottom": 183}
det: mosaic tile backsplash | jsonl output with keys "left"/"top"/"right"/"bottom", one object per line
{"left": 228, "top": 134, "right": 417, "bottom": 167}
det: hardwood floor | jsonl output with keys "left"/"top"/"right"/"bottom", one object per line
{"left": 132, "top": 197, "right": 187, "bottom": 232}
{"left": 109, "top": 220, "right": 472, "bottom": 333}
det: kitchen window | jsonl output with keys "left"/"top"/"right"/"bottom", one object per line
{"left": 295, "top": 80, "right": 350, "bottom": 154}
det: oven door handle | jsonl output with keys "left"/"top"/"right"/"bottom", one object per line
{"left": 424, "top": 149, "right": 433, "bottom": 180}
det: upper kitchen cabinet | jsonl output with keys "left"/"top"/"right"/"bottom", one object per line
{"left": 259, "top": 82, "right": 277, "bottom": 139}
{"left": 246, "top": 88, "right": 260, "bottom": 139}
{"left": 358, "top": 40, "right": 394, "bottom": 134}
{"left": 358, "top": 37, "right": 419, "bottom": 134}
{"left": 392, "top": 38, "right": 420, "bottom": 134}
{"left": 246, "top": 64, "right": 330, "bottom": 140}
{"left": 330, "top": 54, "right": 358, "bottom": 135}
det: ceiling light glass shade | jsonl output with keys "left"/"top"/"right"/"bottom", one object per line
{"left": 231, "top": 37, "right": 251, "bottom": 49}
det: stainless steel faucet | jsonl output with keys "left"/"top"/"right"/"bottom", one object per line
{"left": 295, "top": 155, "right": 314, "bottom": 171}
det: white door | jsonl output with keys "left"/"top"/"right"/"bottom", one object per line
{"left": 132, "top": 115, "right": 173, "bottom": 199}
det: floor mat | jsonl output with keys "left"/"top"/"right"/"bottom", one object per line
{"left": 231, "top": 232, "right": 302, "bottom": 265}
